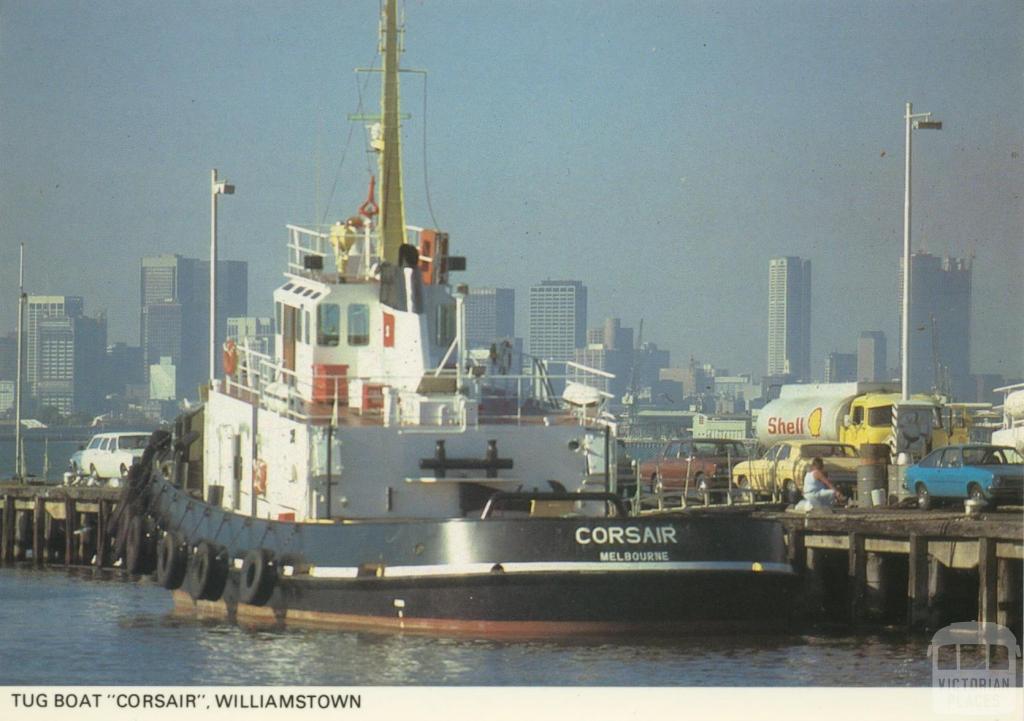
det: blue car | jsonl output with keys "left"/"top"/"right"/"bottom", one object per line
{"left": 904, "top": 444, "right": 1023, "bottom": 509}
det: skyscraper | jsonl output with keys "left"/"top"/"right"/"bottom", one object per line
{"left": 528, "top": 280, "right": 587, "bottom": 362}
{"left": 857, "top": 331, "right": 887, "bottom": 383}
{"left": 464, "top": 287, "right": 515, "bottom": 350}
{"left": 766, "top": 257, "right": 811, "bottom": 381}
{"left": 898, "top": 251, "right": 972, "bottom": 398}
{"left": 35, "top": 311, "right": 106, "bottom": 415}
{"left": 26, "top": 295, "right": 84, "bottom": 396}
{"left": 571, "top": 318, "right": 637, "bottom": 400}
{"left": 140, "top": 255, "right": 247, "bottom": 399}
{"left": 0, "top": 332, "right": 16, "bottom": 382}
{"left": 825, "top": 352, "right": 857, "bottom": 383}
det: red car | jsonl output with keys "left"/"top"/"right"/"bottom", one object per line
{"left": 638, "top": 438, "right": 752, "bottom": 500}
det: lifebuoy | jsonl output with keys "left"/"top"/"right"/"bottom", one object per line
{"left": 253, "top": 460, "right": 268, "bottom": 496}
{"left": 359, "top": 175, "right": 379, "bottom": 218}
{"left": 156, "top": 533, "right": 187, "bottom": 590}
{"left": 222, "top": 339, "right": 238, "bottom": 376}
{"left": 238, "top": 549, "right": 277, "bottom": 606}
{"left": 188, "top": 541, "right": 228, "bottom": 601}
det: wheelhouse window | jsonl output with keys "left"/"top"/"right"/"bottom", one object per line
{"left": 304, "top": 310, "right": 311, "bottom": 345}
{"left": 317, "top": 304, "right": 341, "bottom": 347}
{"left": 436, "top": 303, "right": 456, "bottom": 348}
{"left": 274, "top": 302, "right": 282, "bottom": 335}
{"left": 348, "top": 304, "right": 370, "bottom": 346}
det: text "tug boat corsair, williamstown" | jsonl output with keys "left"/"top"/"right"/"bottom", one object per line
{"left": 115, "top": 0, "right": 796, "bottom": 636}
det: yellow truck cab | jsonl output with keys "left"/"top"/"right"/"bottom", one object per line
{"left": 843, "top": 392, "right": 968, "bottom": 454}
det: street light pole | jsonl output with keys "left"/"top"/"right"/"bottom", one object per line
{"left": 210, "top": 169, "right": 234, "bottom": 385}
{"left": 901, "top": 102, "right": 942, "bottom": 402}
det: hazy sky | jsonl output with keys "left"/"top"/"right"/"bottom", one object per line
{"left": 1, "top": 0, "right": 1021, "bottom": 380}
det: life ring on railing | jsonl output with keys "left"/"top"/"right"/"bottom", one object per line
{"left": 359, "top": 175, "right": 379, "bottom": 218}
{"left": 253, "top": 460, "right": 268, "bottom": 496}
{"left": 222, "top": 339, "right": 238, "bottom": 376}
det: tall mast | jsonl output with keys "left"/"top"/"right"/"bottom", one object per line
{"left": 378, "top": 0, "right": 407, "bottom": 263}
{"left": 14, "top": 243, "right": 25, "bottom": 481}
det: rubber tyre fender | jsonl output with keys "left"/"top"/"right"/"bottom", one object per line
{"left": 189, "top": 541, "right": 228, "bottom": 601}
{"left": 155, "top": 533, "right": 188, "bottom": 590}
{"left": 238, "top": 549, "right": 277, "bottom": 606}
{"left": 125, "top": 515, "right": 156, "bottom": 575}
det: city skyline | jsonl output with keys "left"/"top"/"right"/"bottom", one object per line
{"left": 0, "top": 1, "right": 1020, "bottom": 383}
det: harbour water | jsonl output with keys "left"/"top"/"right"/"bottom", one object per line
{"left": 0, "top": 566, "right": 941, "bottom": 686}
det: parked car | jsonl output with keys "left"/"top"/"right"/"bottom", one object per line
{"left": 730, "top": 440, "right": 860, "bottom": 502}
{"left": 69, "top": 432, "right": 152, "bottom": 481}
{"left": 903, "top": 444, "right": 1023, "bottom": 509}
{"left": 637, "top": 438, "right": 751, "bottom": 502}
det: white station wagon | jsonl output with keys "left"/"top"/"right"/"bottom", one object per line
{"left": 69, "top": 432, "right": 151, "bottom": 480}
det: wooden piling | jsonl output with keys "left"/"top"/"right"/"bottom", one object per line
{"left": 787, "top": 530, "right": 806, "bottom": 574}
{"left": 848, "top": 532, "right": 866, "bottom": 623}
{"left": 864, "top": 552, "right": 888, "bottom": 619}
{"left": 64, "top": 498, "right": 76, "bottom": 566}
{"left": 802, "top": 547, "right": 827, "bottom": 619}
{"left": 95, "top": 500, "right": 109, "bottom": 569}
{"left": 77, "top": 511, "right": 89, "bottom": 563}
{"left": 907, "top": 534, "right": 929, "bottom": 630}
{"left": 928, "top": 557, "right": 949, "bottom": 629}
{"left": 43, "top": 507, "right": 53, "bottom": 563}
{"left": 977, "top": 536, "right": 998, "bottom": 624}
{"left": 13, "top": 509, "right": 27, "bottom": 561}
{"left": 33, "top": 497, "right": 45, "bottom": 565}
{"left": 997, "top": 559, "right": 1021, "bottom": 633}
{"left": 1, "top": 494, "right": 14, "bottom": 563}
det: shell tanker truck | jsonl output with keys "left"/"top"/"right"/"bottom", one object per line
{"left": 756, "top": 382, "right": 968, "bottom": 462}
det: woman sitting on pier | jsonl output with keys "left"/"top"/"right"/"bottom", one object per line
{"left": 800, "top": 457, "right": 843, "bottom": 510}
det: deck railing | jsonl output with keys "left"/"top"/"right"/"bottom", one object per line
{"left": 221, "top": 344, "right": 612, "bottom": 428}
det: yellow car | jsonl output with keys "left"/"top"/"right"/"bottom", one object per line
{"left": 731, "top": 440, "right": 860, "bottom": 501}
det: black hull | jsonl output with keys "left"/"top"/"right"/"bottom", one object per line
{"left": 174, "top": 569, "right": 796, "bottom": 637}
{"left": 123, "top": 432, "right": 798, "bottom": 636}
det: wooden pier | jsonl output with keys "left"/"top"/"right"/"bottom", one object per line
{"left": 768, "top": 507, "right": 1023, "bottom": 634}
{"left": 0, "top": 483, "right": 121, "bottom": 569}
{"left": 639, "top": 501, "right": 1023, "bottom": 634}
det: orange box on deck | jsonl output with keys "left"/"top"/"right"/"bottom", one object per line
{"left": 312, "top": 364, "right": 349, "bottom": 404}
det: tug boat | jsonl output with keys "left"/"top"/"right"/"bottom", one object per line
{"left": 116, "top": 0, "right": 796, "bottom": 636}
